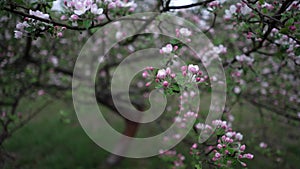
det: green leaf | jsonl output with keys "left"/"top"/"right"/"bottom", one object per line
{"left": 259, "top": 0, "right": 265, "bottom": 4}
{"left": 286, "top": 18, "right": 294, "bottom": 27}
{"left": 195, "top": 163, "right": 202, "bottom": 169}
{"left": 83, "top": 20, "right": 91, "bottom": 29}
{"left": 279, "top": 28, "right": 289, "bottom": 34}
{"left": 227, "top": 148, "right": 236, "bottom": 154}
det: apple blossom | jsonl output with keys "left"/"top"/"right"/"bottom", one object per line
{"left": 70, "top": 14, "right": 79, "bottom": 21}
{"left": 259, "top": 142, "right": 268, "bottom": 148}
{"left": 188, "top": 64, "right": 199, "bottom": 74}
{"left": 243, "top": 153, "right": 254, "bottom": 159}
{"left": 160, "top": 44, "right": 173, "bottom": 54}
{"left": 163, "top": 81, "right": 169, "bottom": 87}
{"left": 240, "top": 4, "right": 252, "bottom": 15}
{"left": 240, "top": 145, "right": 246, "bottom": 151}
{"left": 91, "top": 4, "right": 103, "bottom": 15}
{"left": 157, "top": 69, "right": 167, "bottom": 79}
{"left": 142, "top": 71, "right": 148, "bottom": 78}
{"left": 235, "top": 133, "right": 243, "bottom": 141}
{"left": 179, "top": 28, "right": 192, "bottom": 37}
{"left": 14, "top": 31, "right": 23, "bottom": 39}
{"left": 29, "top": 10, "right": 50, "bottom": 20}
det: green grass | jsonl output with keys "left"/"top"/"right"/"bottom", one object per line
{"left": 2, "top": 97, "right": 300, "bottom": 169}
{"left": 3, "top": 99, "right": 165, "bottom": 169}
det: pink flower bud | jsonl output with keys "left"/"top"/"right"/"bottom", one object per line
{"left": 142, "top": 71, "right": 148, "bottom": 78}
{"left": 173, "top": 46, "right": 178, "bottom": 51}
{"left": 163, "top": 81, "right": 169, "bottom": 87}
{"left": 108, "top": 2, "right": 116, "bottom": 9}
{"left": 166, "top": 67, "right": 171, "bottom": 75}
{"left": 60, "top": 15, "right": 68, "bottom": 20}
{"left": 170, "top": 73, "right": 176, "bottom": 78}
{"left": 240, "top": 145, "right": 246, "bottom": 151}
{"left": 70, "top": 14, "right": 79, "bottom": 21}
{"left": 192, "top": 143, "right": 197, "bottom": 149}
{"left": 215, "top": 152, "right": 221, "bottom": 158}
{"left": 157, "top": 69, "right": 167, "bottom": 79}
{"left": 289, "top": 25, "right": 296, "bottom": 31}
{"left": 38, "top": 89, "right": 45, "bottom": 96}
{"left": 145, "top": 82, "right": 151, "bottom": 87}
{"left": 243, "top": 153, "right": 254, "bottom": 159}
{"left": 240, "top": 162, "right": 247, "bottom": 167}
{"left": 57, "top": 32, "right": 63, "bottom": 37}
{"left": 181, "top": 66, "right": 187, "bottom": 72}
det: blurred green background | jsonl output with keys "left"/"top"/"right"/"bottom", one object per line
{"left": 2, "top": 95, "right": 300, "bottom": 169}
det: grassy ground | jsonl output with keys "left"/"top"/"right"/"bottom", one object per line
{"left": 2, "top": 97, "right": 300, "bottom": 169}
{"left": 3, "top": 99, "right": 165, "bottom": 169}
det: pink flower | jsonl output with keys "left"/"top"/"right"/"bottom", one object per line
{"left": 157, "top": 69, "right": 167, "bottom": 79}
{"left": 240, "top": 4, "right": 252, "bottom": 15}
{"left": 60, "top": 15, "right": 68, "bottom": 20}
{"left": 243, "top": 153, "right": 254, "bottom": 159}
{"left": 262, "top": 2, "right": 274, "bottom": 10}
{"left": 73, "top": 1, "right": 89, "bottom": 15}
{"left": 246, "top": 32, "right": 253, "bottom": 39}
{"left": 29, "top": 10, "right": 50, "bottom": 19}
{"left": 166, "top": 67, "right": 171, "bottom": 75}
{"left": 145, "top": 82, "right": 151, "bottom": 87}
{"left": 170, "top": 73, "right": 176, "bottom": 78}
{"left": 215, "top": 152, "right": 221, "bottom": 158}
{"left": 163, "top": 81, "right": 169, "bottom": 87}
{"left": 289, "top": 25, "right": 296, "bottom": 31}
{"left": 188, "top": 64, "right": 199, "bottom": 74}
{"left": 179, "top": 28, "right": 192, "bottom": 37}
{"left": 57, "top": 32, "right": 63, "bottom": 37}
{"left": 160, "top": 44, "right": 173, "bottom": 54}
{"left": 142, "top": 71, "right": 148, "bottom": 78}
{"left": 191, "top": 143, "right": 198, "bottom": 149}
{"left": 91, "top": 4, "right": 103, "bottom": 15}
{"left": 181, "top": 66, "right": 187, "bottom": 72}
{"left": 259, "top": 142, "right": 268, "bottom": 148}
{"left": 38, "top": 89, "right": 45, "bottom": 96}
{"left": 240, "top": 162, "right": 247, "bottom": 167}
{"left": 70, "top": 14, "right": 79, "bottom": 21}
{"left": 14, "top": 31, "right": 23, "bottom": 39}
{"left": 235, "top": 133, "right": 243, "bottom": 140}
{"left": 16, "top": 21, "right": 29, "bottom": 30}
{"left": 108, "top": 2, "right": 116, "bottom": 9}
{"left": 240, "top": 145, "right": 246, "bottom": 151}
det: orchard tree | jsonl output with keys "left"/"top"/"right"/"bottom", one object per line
{"left": 0, "top": 0, "right": 299, "bottom": 169}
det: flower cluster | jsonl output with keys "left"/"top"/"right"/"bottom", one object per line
{"left": 180, "top": 64, "right": 208, "bottom": 83}
{"left": 14, "top": 21, "right": 30, "bottom": 39}
{"left": 60, "top": 0, "right": 137, "bottom": 26}
{"left": 210, "top": 120, "right": 254, "bottom": 168}
{"left": 224, "top": 2, "right": 252, "bottom": 20}
{"left": 14, "top": 10, "right": 67, "bottom": 39}
{"left": 159, "top": 150, "right": 186, "bottom": 169}
{"left": 235, "top": 54, "right": 254, "bottom": 65}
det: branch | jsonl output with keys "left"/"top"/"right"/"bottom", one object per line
{"left": 3, "top": 6, "right": 110, "bottom": 30}
{"left": 164, "top": 0, "right": 214, "bottom": 11}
